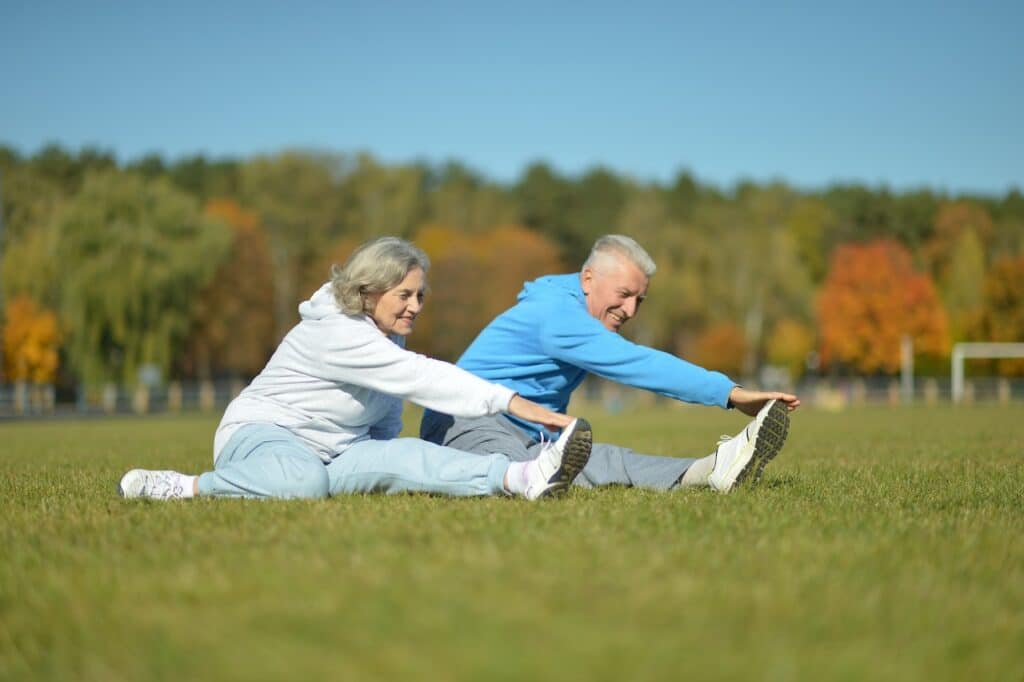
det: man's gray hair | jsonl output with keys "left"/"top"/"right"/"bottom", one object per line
{"left": 331, "top": 237, "right": 430, "bottom": 315}
{"left": 583, "top": 235, "right": 657, "bottom": 278}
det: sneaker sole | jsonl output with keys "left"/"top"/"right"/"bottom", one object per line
{"left": 536, "top": 418, "right": 593, "bottom": 499}
{"left": 736, "top": 400, "right": 790, "bottom": 488}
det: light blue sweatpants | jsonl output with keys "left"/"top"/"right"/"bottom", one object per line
{"left": 197, "top": 423, "right": 510, "bottom": 499}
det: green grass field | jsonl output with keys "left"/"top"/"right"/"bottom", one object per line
{"left": 2, "top": 403, "right": 1022, "bottom": 681}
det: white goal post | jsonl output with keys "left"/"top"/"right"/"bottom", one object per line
{"left": 951, "top": 343, "right": 1024, "bottom": 403}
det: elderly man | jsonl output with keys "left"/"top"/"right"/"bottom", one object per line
{"left": 420, "top": 234, "right": 800, "bottom": 493}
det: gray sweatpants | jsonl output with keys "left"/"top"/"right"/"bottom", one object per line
{"left": 420, "top": 411, "right": 695, "bottom": 491}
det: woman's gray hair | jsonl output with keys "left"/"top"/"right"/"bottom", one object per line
{"left": 330, "top": 237, "right": 430, "bottom": 315}
{"left": 582, "top": 235, "right": 657, "bottom": 278}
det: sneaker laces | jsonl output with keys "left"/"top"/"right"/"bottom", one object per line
{"left": 146, "top": 472, "right": 185, "bottom": 499}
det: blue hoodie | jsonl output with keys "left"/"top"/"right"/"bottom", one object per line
{"left": 450, "top": 273, "right": 736, "bottom": 439}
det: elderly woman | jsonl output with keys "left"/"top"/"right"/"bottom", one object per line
{"left": 119, "top": 237, "right": 592, "bottom": 501}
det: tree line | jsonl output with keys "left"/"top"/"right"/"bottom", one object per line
{"left": 1, "top": 143, "right": 1022, "bottom": 396}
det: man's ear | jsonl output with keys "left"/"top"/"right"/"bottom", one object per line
{"left": 580, "top": 268, "right": 594, "bottom": 295}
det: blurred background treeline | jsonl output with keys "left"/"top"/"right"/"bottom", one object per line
{"left": 1, "top": 143, "right": 1022, "bottom": 414}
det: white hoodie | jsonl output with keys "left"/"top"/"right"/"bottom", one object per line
{"left": 213, "top": 283, "right": 516, "bottom": 463}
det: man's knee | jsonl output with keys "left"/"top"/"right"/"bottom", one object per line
{"left": 420, "top": 410, "right": 453, "bottom": 445}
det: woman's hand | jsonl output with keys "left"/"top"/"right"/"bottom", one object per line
{"left": 506, "top": 394, "right": 576, "bottom": 432}
{"left": 728, "top": 387, "right": 801, "bottom": 417}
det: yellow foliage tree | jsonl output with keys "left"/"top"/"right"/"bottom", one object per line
{"left": 972, "top": 254, "right": 1024, "bottom": 375}
{"left": 766, "top": 318, "right": 815, "bottom": 381}
{"left": 3, "top": 295, "right": 61, "bottom": 384}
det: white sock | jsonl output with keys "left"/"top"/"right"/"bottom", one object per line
{"left": 679, "top": 453, "right": 716, "bottom": 488}
{"left": 503, "top": 461, "right": 535, "bottom": 496}
{"left": 179, "top": 474, "right": 197, "bottom": 498}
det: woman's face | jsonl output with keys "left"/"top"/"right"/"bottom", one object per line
{"left": 368, "top": 267, "right": 426, "bottom": 336}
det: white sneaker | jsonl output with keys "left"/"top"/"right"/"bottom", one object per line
{"left": 708, "top": 399, "right": 789, "bottom": 493}
{"left": 118, "top": 469, "right": 191, "bottom": 500}
{"left": 524, "top": 418, "right": 593, "bottom": 500}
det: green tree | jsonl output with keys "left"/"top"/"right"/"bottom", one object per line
{"left": 54, "top": 170, "right": 230, "bottom": 385}
{"left": 29, "top": 144, "right": 116, "bottom": 194}
{"left": 785, "top": 197, "right": 839, "bottom": 284}
{"left": 240, "top": 151, "right": 345, "bottom": 338}
{"left": 339, "top": 154, "right": 427, "bottom": 239}
{"left": 169, "top": 155, "right": 241, "bottom": 203}
{"left": 941, "top": 227, "right": 986, "bottom": 341}
{"left": 563, "top": 167, "right": 628, "bottom": 257}
{"left": 515, "top": 162, "right": 573, "bottom": 255}
{"left": 425, "top": 161, "right": 516, "bottom": 234}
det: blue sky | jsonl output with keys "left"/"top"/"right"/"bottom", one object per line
{"left": 2, "top": 0, "right": 1022, "bottom": 194}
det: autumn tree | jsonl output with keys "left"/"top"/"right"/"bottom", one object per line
{"left": 410, "top": 224, "right": 563, "bottom": 361}
{"left": 924, "top": 201, "right": 994, "bottom": 279}
{"left": 766, "top": 318, "right": 815, "bottom": 381}
{"left": 180, "top": 199, "right": 277, "bottom": 379}
{"left": 410, "top": 224, "right": 483, "bottom": 361}
{"left": 972, "top": 255, "right": 1024, "bottom": 375}
{"left": 301, "top": 235, "right": 364, "bottom": 303}
{"left": 2, "top": 295, "right": 60, "bottom": 384}
{"left": 689, "top": 322, "right": 747, "bottom": 379}
{"left": 817, "top": 240, "right": 948, "bottom": 374}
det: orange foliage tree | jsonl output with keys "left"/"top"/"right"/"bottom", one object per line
{"left": 410, "top": 224, "right": 564, "bottom": 361}
{"left": 972, "top": 254, "right": 1024, "bottom": 375}
{"left": 181, "top": 199, "right": 276, "bottom": 379}
{"left": 689, "top": 322, "right": 747, "bottom": 379}
{"left": 817, "top": 240, "right": 948, "bottom": 373}
{"left": 3, "top": 295, "right": 61, "bottom": 383}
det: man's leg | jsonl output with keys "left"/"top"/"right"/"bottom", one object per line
{"left": 423, "top": 410, "right": 705, "bottom": 492}
{"left": 530, "top": 441, "right": 700, "bottom": 492}
{"left": 420, "top": 410, "right": 533, "bottom": 462}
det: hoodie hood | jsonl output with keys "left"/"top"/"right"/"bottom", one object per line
{"left": 297, "top": 281, "right": 403, "bottom": 345}
{"left": 299, "top": 283, "right": 344, "bottom": 321}
{"left": 518, "top": 273, "right": 584, "bottom": 305}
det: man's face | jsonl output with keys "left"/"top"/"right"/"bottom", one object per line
{"left": 580, "top": 255, "right": 649, "bottom": 332}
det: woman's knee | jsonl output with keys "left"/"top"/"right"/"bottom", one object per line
{"left": 278, "top": 460, "right": 330, "bottom": 499}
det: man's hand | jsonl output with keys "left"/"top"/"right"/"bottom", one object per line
{"left": 506, "top": 394, "right": 576, "bottom": 431}
{"left": 728, "top": 387, "right": 800, "bottom": 417}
